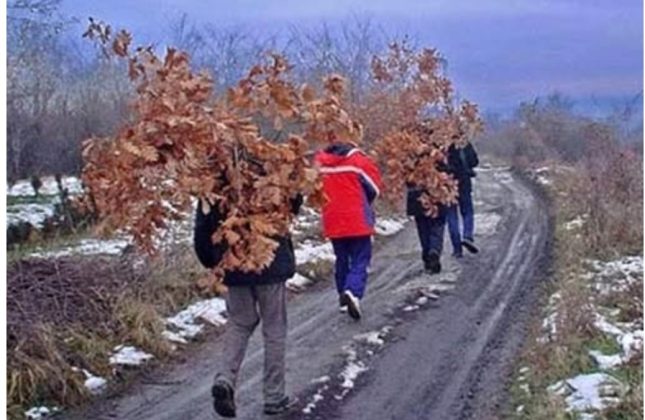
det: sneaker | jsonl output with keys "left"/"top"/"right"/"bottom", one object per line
{"left": 462, "top": 238, "right": 479, "bottom": 254}
{"left": 264, "top": 395, "right": 299, "bottom": 415}
{"left": 339, "top": 295, "right": 348, "bottom": 313}
{"left": 341, "top": 290, "right": 362, "bottom": 320}
{"left": 211, "top": 376, "right": 236, "bottom": 418}
{"left": 425, "top": 251, "right": 441, "bottom": 274}
{"left": 452, "top": 252, "right": 463, "bottom": 259}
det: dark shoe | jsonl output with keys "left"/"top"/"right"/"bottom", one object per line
{"left": 264, "top": 395, "right": 299, "bottom": 415}
{"left": 462, "top": 238, "right": 479, "bottom": 254}
{"left": 339, "top": 295, "right": 348, "bottom": 313}
{"left": 211, "top": 377, "right": 236, "bottom": 418}
{"left": 425, "top": 251, "right": 441, "bottom": 274}
{"left": 341, "top": 290, "right": 362, "bottom": 320}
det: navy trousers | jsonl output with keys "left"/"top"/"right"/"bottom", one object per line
{"left": 446, "top": 186, "right": 474, "bottom": 256}
{"left": 414, "top": 207, "right": 446, "bottom": 262}
{"left": 331, "top": 236, "right": 372, "bottom": 299}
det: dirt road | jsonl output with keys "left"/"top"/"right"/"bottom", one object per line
{"left": 68, "top": 165, "right": 550, "bottom": 420}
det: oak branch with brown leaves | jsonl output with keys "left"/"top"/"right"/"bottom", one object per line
{"left": 365, "top": 43, "right": 484, "bottom": 216}
{"left": 79, "top": 22, "right": 482, "bottom": 281}
{"left": 80, "top": 21, "right": 361, "bottom": 280}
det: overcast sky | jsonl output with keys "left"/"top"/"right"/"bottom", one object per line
{"left": 60, "top": 0, "right": 643, "bottom": 113}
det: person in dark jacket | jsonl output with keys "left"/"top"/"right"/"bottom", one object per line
{"left": 194, "top": 195, "right": 302, "bottom": 418}
{"left": 446, "top": 141, "right": 479, "bottom": 257}
{"left": 406, "top": 185, "right": 446, "bottom": 274}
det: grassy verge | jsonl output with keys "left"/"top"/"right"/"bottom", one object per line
{"left": 505, "top": 165, "right": 643, "bottom": 420}
{"left": 7, "top": 244, "right": 214, "bottom": 418}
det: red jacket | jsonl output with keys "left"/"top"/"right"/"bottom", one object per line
{"left": 315, "top": 143, "right": 383, "bottom": 238}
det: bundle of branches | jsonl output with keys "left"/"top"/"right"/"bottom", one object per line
{"left": 364, "top": 42, "right": 484, "bottom": 215}
{"left": 79, "top": 21, "right": 362, "bottom": 279}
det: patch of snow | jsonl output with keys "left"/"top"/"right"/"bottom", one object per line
{"left": 286, "top": 273, "right": 314, "bottom": 292}
{"left": 548, "top": 373, "right": 625, "bottom": 415}
{"left": 162, "top": 330, "right": 190, "bottom": 344}
{"left": 302, "top": 384, "right": 328, "bottom": 414}
{"left": 403, "top": 305, "right": 419, "bottom": 312}
{"left": 7, "top": 203, "right": 55, "bottom": 228}
{"left": 29, "top": 238, "right": 130, "bottom": 259}
{"left": 375, "top": 218, "right": 406, "bottom": 236}
{"left": 536, "top": 174, "right": 552, "bottom": 186}
{"left": 25, "top": 406, "right": 61, "bottom": 419}
{"left": 339, "top": 360, "right": 368, "bottom": 389}
{"left": 295, "top": 240, "right": 334, "bottom": 265}
{"left": 353, "top": 330, "right": 386, "bottom": 347}
{"left": 588, "top": 350, "right": 623, "bottom": 370}
{"left": 9, "top": 176, "right": 82, "bottom": 197}
{"left": 620, "top": 330, "right": 643, "bottom": 361}
{"left": 163, "top": 298, "right": 227, "bottom": 343}
{"left": 416, "top": 296, "right": 429, "bottom": 306}
{"left": 72, "top": 366, "right": 108, "bottom": 395}
{"left": 564, "top": 216, "right": 585, "bottom": 231}
{"left": 585, "top": 256, "right": 643, "bottom": 295}
{"left": 594, "top": 314, "right": 624, "bottom": 337}
{"left": 475, "top": 212, "right": 502, "bottom": 236}
{"left": 311, "top": 375, "right": 330, "bottom": 384}
{"left": 109, "top": 345, "right": 153, "bottom": 366}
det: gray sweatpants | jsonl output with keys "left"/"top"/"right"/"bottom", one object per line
{"left": 216, "top": 282, "right": 287, "bottom": 405}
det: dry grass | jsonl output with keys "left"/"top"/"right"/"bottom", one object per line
{"left": 506, "top": 156, "right": 643, "bottom": 419}
{"left": 6, "top": 243, "right": 213, "bottom": 417}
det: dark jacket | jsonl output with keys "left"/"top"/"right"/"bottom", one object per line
{"left": 193, "top": 195, "right": 302, "bottom": 287}
{"left": 406, "top": 146, "right": 451, "bottom": 217}
{"left": 447, "top": 142, "right": 479, "bottom": 192}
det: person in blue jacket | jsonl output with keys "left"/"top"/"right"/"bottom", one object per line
{"left": 446, "top": 140, "right": 479, "bottom": 257}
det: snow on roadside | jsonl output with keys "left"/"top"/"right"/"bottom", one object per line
{"left": 9, "top": 176, "right": 83, "bottom": 197}
{"left": 7, "top": 203, "right": 55, "bottom": 228}
{"left": 564, "top": 216, "right": 586, "bottom": 231}
{"left": 71, "top": 367, "right": 108, "bottom": 395}
{"left": 302, "top": 376, "right": 331, "bottom": 414}
{"left": 548, "top": 373, "right": 625, "bottom": 416}
{"left": 584, "top": 256, "right": 643, "bottom": 295}
{"left": 163, "top": 298, "right": 227, "bottom": 344}
{"left": 28, "top": 238, "right": 130, "bottom": 259}
{"left": 588, "top": 351, "right": 623, "bottom": 370}
{"left": 109, "top": 345, "right": 154, "bottom": 366}
{"left": 286, "top": 273, "right": 314, "bottom": 292}
{"left": 375, "top": 218, "right": 407, "bottom": 236}
{"left": 475, "top": 212, "right": 502, "bottom": 236}
{"left": 25, "top": 406, "right": 61, "bottom": 419}
{"left": 338, "top": 346, "right": 368, "bottom": 393}
{"left": 295, "top": 240, "right": 334, "bottom": 265}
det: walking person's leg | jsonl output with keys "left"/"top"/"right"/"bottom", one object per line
{"left": 426, "top": 207, "right": 447, "bottom": 273}
{"left": 414, "top": 215, "right": 432, "bottom": 265}
{"left": 446, "top": 204, "right": 463, "bottom": 257}
{"left": 256, "top": 282, "right": 297, "bottom": 414}
{"left": 342, "top": 236, "right": 372, "bottom": 320}
{"left": 459, "top": 187, "right": 479, "bottom": 254}
{"left": 212, "top": 286, "right": 260, "bottom": 417}
{"left": 332, "top": 239, "right": 351, "bottom": 310}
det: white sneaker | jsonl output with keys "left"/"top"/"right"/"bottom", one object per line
{"left": 342, "top": 290, "right": 362, "bottom": 320}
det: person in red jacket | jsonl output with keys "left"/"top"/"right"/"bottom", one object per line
{"left": 315, "top": 141, "right": 383, "bottom": 320}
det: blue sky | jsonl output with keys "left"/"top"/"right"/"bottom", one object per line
{"left": 59, "top": 0, "right": 643, "bottom": 114}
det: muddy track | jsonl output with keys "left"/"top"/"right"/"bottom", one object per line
{"left": 67, "top": 165, "right": 550, "bottom": 420}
